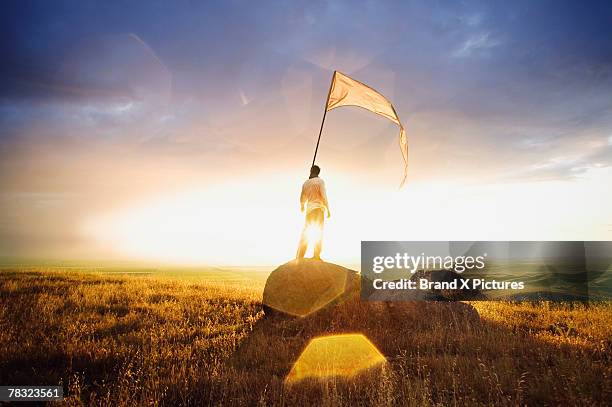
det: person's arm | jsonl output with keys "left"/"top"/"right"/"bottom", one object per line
{"left": 300, "top": 183, "right": 307, "bottom": 212}
{"left": 320, "top": 180, "right": 330, "bottom": 218}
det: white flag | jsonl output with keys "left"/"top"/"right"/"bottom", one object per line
{"left": 326, "top": 71, "right": 408, "bottom": 186}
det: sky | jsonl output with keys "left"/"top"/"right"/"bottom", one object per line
{"left": 1, "top": 0, "right": 612, "bottom": 266}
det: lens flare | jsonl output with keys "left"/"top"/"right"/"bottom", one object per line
{"left": 286, "top": 334, "right": 386, "bottom": 383}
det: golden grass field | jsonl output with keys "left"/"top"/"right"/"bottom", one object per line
{"left": 0, "top": 266, "right": 610, "bottom": 406}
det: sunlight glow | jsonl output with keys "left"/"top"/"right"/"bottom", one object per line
{"left": 305, "top": 224, "right": 322, "bottom": 248}
{"left": 82, "top": 169, "right": 612, "bottom": 266}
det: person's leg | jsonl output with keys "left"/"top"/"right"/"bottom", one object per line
{"left": 296, "top": 222, "right": 308, "bottom": 259}
{"left": 296, "top": 212, "right": 314, "bottom": 259}
{"left": 313, "top": 210, "right": 324, "bottom": 260}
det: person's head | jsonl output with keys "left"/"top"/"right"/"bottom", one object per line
{"left": 309, "top": 165, "right": 320, "bottom": 179}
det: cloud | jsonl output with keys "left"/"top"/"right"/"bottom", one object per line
{"left": 498, "top": 132, "right": 612, "bottom": 181}
{"left": 453, "top": 32, "right": 501, "bottom": 58}
{"left": 0, "top": 31, "right": 172, "bottom": 105}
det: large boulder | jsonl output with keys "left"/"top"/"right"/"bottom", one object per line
{"left": 263, "top": 259, "right": 359, "bottom": 317}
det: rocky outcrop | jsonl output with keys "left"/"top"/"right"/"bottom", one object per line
{"left": 263, "top": 259, "right": 359, "bottom": 317}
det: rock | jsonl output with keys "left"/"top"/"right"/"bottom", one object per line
{"left": 263, "top": 259, "right": 359, "bottom": 317}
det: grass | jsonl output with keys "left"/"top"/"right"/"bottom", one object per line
{"left": 0, "top": 266, "right": 610, "bottom": 406}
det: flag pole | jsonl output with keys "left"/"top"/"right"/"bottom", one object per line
{"left": 311, "top": 71, "right": 336, "bottom": 169}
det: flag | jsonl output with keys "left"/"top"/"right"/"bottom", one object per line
{"left": 326, "top": 71, "right": 408, "bottom": 186}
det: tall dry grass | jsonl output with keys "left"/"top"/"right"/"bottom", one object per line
{"left": 0, "top": 268, "right": 610, "bottom": 406}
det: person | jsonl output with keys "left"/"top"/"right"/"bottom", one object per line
{"left": 296, "top": 165, "right": 330, "bottom": 260}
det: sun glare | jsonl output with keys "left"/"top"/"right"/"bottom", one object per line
{"left": 82, "top": 169, "right": 612, "bottom": 266}
{"left": 286, "top": 333, "right": 387, "bottom": 383}
{"left": 305, "top": 224, "right": 322, "bottom": 246}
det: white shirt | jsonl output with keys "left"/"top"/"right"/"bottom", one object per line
{"left": 300, "top": 177, "right": 329, "bottom": 214}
